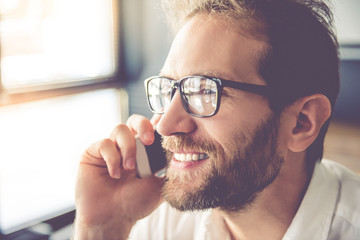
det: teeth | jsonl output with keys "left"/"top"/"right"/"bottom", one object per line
{"left": 174, "top": 153, "right": 208, "bottom": 162}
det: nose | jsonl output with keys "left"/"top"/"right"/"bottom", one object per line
{"left": 156, "top": 91, "right": 197, "bottom": 136}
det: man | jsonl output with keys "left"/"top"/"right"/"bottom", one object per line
{"left": 74, "top": 0, "right": 360, "bottom": 239}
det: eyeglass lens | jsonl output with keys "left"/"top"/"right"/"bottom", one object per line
{"left": 147, "top": 76, "right": 218, "bottom": 116}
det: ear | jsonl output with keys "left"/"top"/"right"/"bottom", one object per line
{"left": 287, "top": 94, "right": 331, "bottom": 152}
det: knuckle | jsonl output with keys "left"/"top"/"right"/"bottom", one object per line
{"left": 114, "top": 123, "right": 129, "bottom": 132}
{"left": 100, "top": 138, "right": 113, "bottom": 146}
{"left": 111, "top": 123, "right": 130, "bottom": 137}
{"left": 127, "top": 114, "right": 150, "bottom": 130}
{"left": 126, "top": 114, "right": 142, "bottom": 124}
{"left": 98, "top": 138, "right": 114, "bottom": 150}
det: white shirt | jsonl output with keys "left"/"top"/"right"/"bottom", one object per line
{"left": 129, "top": 159, "right": 360, "bottom": 240}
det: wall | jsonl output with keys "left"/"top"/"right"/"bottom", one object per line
{"left": 121, "top": 0, "right": 172, "bottom": 119}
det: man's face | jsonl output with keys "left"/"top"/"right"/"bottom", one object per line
{"left": 156, "top": 15, "right": 284, "bottom": 212}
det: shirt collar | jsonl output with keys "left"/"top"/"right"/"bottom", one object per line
{"left": 201, "top": 209, "right": 232, "bottom": 240}
{"left": 282, "top": 160, "right": 339, "bottom": 240}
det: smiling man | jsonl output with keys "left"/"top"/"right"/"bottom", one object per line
{"left": 155, "top": 15, "right": 284, "bottom": 214}
{"left": 74, "top": 0, "right": 360, "bottom": 240}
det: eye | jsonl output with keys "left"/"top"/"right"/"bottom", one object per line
{"left": 200, "top": 88, "right": 216, "bottom": 95}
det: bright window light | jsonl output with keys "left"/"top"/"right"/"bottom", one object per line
{"left": 0, "top": 89, "right": 126, "bottom": 234}
{"left": 0, "top": 0, "right": 116, "bottom": 89}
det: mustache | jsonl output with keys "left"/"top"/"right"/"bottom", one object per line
{"left": 161, "top": 135, "right": 218, "bottom": 154}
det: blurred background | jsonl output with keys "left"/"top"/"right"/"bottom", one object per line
{"left": 0, "top": 0, "right": 358, "bottom": 239}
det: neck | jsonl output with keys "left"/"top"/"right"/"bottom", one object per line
{"left": 219, "top": 151, "right": 311, "bottom": 240}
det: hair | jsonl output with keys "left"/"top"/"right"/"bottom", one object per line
{"left": 161, "top": 0, "right": 340, "bottom": 169}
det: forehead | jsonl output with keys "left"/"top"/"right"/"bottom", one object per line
{"left": 161, "top": 14, "right": 268, "bottom": 85}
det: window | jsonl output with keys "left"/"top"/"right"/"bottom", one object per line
{"left": 0, "top": 0, "right": 124, "bottom": 235}
{"left": 0, "top": 0, "right": 118, "bottom": 93}
{"left": 333, "top": 0, "right": 360, "bottom": 59}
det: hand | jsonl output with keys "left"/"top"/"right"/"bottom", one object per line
{"left": 74, "top": 114, "right": 164, "bottom": 240}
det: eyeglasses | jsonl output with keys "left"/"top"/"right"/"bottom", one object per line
{"left": 144, "top": 75, "right": 270, "bottom": 118}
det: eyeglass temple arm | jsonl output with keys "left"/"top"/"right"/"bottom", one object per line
{"left": 220, "top": 80, "right": 270, "bottom": 97}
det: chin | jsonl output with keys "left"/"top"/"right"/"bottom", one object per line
{"left": 165, "top": 163, "right": 211, "bottom": 189}
{"left": 161, "top": 165, "right": 214, "bottom": 211}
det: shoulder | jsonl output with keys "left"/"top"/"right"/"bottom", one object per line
{"left": 284, "top": 159, "right": 360, "bottom": 240}
{"left": 321, "top": 159, "right": 360, "bottom": 214}
{"left": 321, "top": 159, "right": 360, "bottom": 239}
{"left": 321, "top": 159, "right": 360, "bottom": 203}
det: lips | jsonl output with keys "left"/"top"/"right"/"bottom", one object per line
{"left": 173, "top": 152, "right": 209, "bottom": 162}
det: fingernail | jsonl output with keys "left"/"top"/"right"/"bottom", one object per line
{"left": 125, "top": 158, "right": 135, "bottom": 169}
{"left": 114, "top": 168, "right": 121, "bottom": 179}
{"left": 143, "top": 131, "right": 153, "bottom": 141}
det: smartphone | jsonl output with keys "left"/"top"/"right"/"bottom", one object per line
{"left": 135, "top": 131, "right": 167, "bottom": 178}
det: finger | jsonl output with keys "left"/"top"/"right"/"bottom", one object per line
{"left": 110, "top": 124, "right": 137, "bottom": 171}
{"left": 82, "top": 138, "right": 122, "bottom": 179}
{"left": 126, "top": 114, "right": 155, "bottom": 145}
{"left": 99, "top": 139, "right": 123, "bottom": 178}
{"left": 150, "top": 114, "right": 162, "bottom": 129}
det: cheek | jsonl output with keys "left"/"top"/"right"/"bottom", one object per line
{"left": 193, "top": 97, "right": 272, "bottom": 152}
{"left": 200, "top": 109, "right": 263, "bottom": 146}
{"left": 217, "top": 95, "right": 271, "bottom": 131}
{"left": 197, "top": 118, "right": 249, "bottom": 157}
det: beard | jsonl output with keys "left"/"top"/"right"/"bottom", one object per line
{"left": 161, "top": 113, "right": 283, "bottom": 213}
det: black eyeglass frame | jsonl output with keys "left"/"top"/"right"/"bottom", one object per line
{"left": 144, "top": 75, "right": 271, "bottom": 118}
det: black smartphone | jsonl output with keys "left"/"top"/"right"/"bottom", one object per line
{"left": 135, "top": 131, "right": 167, "bottom": 178}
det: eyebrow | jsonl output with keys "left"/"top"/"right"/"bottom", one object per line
{"left": 198, "top": 71, "right": 233, "bottom": 80}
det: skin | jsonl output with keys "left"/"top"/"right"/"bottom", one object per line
{"left": 74, "top": 14, "right": 331, "bottom": 240}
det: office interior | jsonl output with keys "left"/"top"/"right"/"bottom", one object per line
{"left": 0, "top": 0, "right": 358, "bottom": 239}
